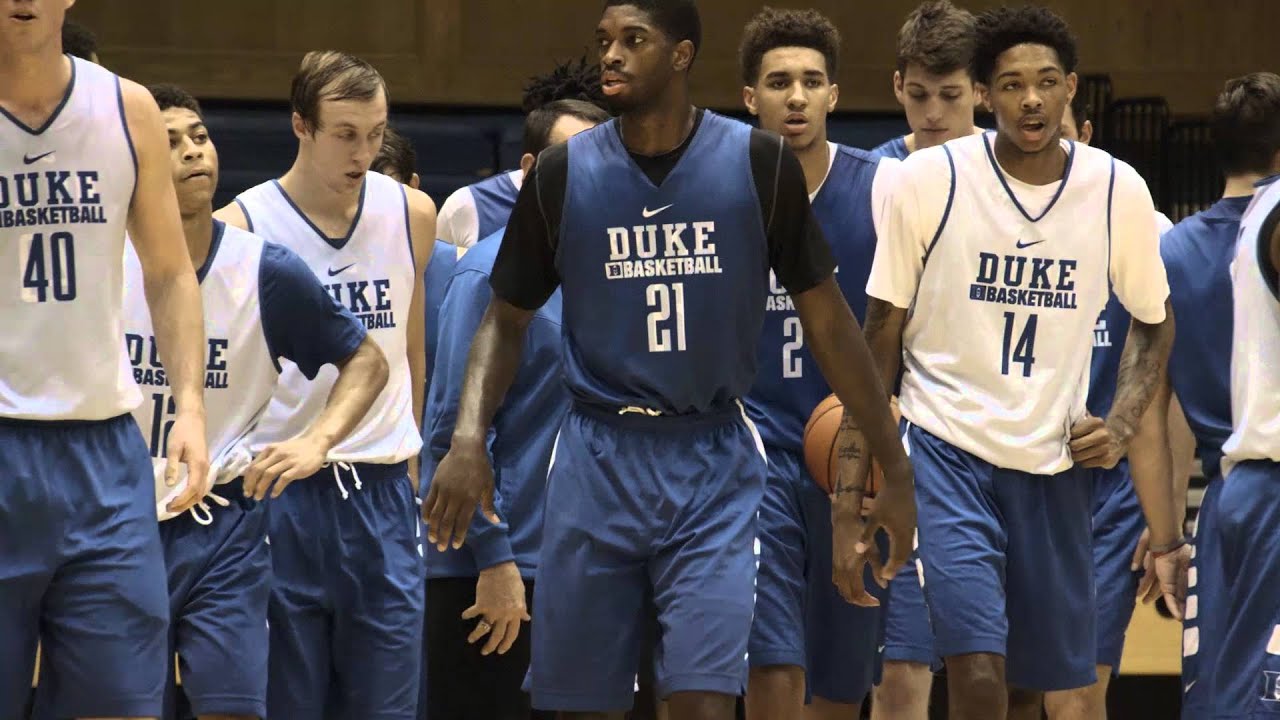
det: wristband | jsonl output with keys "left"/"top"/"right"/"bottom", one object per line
{"left": 1150, "top": 536, "right": 1188, "bottom": 558}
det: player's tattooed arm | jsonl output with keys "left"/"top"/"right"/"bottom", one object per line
{"left": 862, "top": 298, "right": 907, "bottom": 395}
{"left": 1126, "top": 368, "right": 1179, "bottom": 547}
{"left": 1108, "top": 300, "right": 1175, "bottom": 448}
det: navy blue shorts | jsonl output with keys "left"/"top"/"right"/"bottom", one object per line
{"left": 1091, "top": 461, "right": 1145, "bottom": 672}
{"left": 3, "top": 415, "right": 169, "bottom": 719}
{"left": 528, "top": 403, "right": 767, "bottom": 712}
{"left": 161, "top": 477, "right": 270, "bottom": 719}
{"left": 267, "top": 461, "right": 425, "bottom": 720}
{"left": 908, "top": 422, "right": 1096, "bottom": 691}
{"left": 882, "top": 553, "right": 937, "bottom": 668}
{"left": 747, "top": 448, "right": 882, "bottom": 705}
{"left": 1210, "top": 460, "right": 1280, "bottom": 718}
{"left": 1183, "top": 476, "right": 1226, "bottom": 718}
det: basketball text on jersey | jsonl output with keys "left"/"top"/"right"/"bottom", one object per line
{"left": 1093, "top": 317, "right": 1113, "bottom": 348}
{"left": 603, "top": 219, "right": 723, "bottom": 280}
{"left": 126, "top": 334, "right": 232, "bottom": 390}
{"left": 322, "top": 274, "right": 396, "bottom": 329}
{"left": 0, "top": 169, "right": 108, "bottom": 228}
{"left": 969, "top": 252, "right": 1079, "bottom": 309}
{"left": 765, "top": 266, "right": 839, "bottom": 313}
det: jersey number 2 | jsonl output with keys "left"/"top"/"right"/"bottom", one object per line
{"left": 782, "top": 317, "right": 804, "bottom": 378}
{"left": 1001, "top": 311, "right": 1039, "bottom": 377}
{"left": 646, "top": 282, "right": 687, "bottom": 352}
{"left": 20, "top": 232, "right": 77, "bottom": 303}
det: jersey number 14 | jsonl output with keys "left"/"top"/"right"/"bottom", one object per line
{"left": 1001, "top": 311, "right": 1039, "bottom": 377}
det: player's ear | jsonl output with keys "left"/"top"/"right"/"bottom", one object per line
{"left": 1080, "top": 120, "right": 1094, "bottom": 145}
{"left": 827, "top": 83, "right": 839, "bottom": 112}
{"left": 409, "top": 172, "right": 421, "bottom": 190}
{"left": 291, "top": 112, "right": 310, "bottom": 141}
{"left": 742, "top": 86, "right": 758, "bottom": 116}
{"left": 892, "top": 71, "right": 905, "bottom": 105}
{"left": 1065, "top": 71, "right": 1079, "bottom": 101}
{"left": 975, "top": 84, "right": 992, "bottom": 113}
{"left": 672, "top": 40, "right": 695, "bottom": 72}
{"left": 520, "top": 152, "right": 536, "bottom": 177}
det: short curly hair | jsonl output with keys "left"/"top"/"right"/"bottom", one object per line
{"left": 738, "top": 7, "right": 840, "bottom": 86}
{"left": 521, "top": 56, "right": 607, "bottom": 114}
{"left": 896, "top": 1, "right": 976, "bottom": 76}
{"left": 971, "top": 5, "right": 1077, "bottom": 86}
{"left": 1212, "top": 72, "right": 1280, "bottom": 176}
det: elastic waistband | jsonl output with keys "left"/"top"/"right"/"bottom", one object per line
{"left": 320, "top": 459, "right": 408, "bottom": 482}
{"left": 0, "top": 412, "right": 132, "bottom": 430}
{"left": 572, "top": 399, "right": 742, "bottom": 432}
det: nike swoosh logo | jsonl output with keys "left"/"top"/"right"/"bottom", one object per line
{"left": 1184, "top": 680, "right": 1196, "bottom": 693}
{"left": 327, "top": 263, "right": 356, "bottom": 276}
{"left": 1015, "top": 239, "right": 1046, "bottom": 249}
{"left": 23, "top": 151, "right": 53, "bottom": 165}
{"left": 641, "top": 204, "right": 673, "bottom": 218}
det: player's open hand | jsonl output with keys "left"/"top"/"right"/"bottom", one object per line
{"left": 423, "top": 440, "right": 498, "bottom": 551}
{"left": 1069, "top": 414, "right": 1126, "bottom": 468}
{"left": 1139, "top": 540, "right": 1191, "bottom": 620}
{"left": 243, "top": 432, "right": 331, "bottom": 501}
{"left": 464, "top": 561, "right": 531, "bottom": 656}
{"left": 164, "top": 409, "right": 210, "bottom": 514}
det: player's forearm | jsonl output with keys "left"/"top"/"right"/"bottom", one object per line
{"left": 1127, "top": 377, "right": 1180, "bottom": 546}
{"left": 304, "top": 337, "right": 388, "bottom": 450}
{"left": 863, "top": 298, "right": 906, "bottom": 396}
{"left": 450, "top": 298, "right": 534, "bottom": 450}
{"left": 1105, "top": 301, "right": 1175, "bottom": 448}
{"left": 796, "top": 280, "right": 909, "bottom": 479}
{"left": 144, "top": 269, "right": 207, "bottom": 413}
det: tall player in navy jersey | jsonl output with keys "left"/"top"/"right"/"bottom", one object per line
{"left": 43, "top": 84, "right": 386, "bottom": 720}
{"left": 1046, "top": 88, "right": 1178, "bottom": 719}
{"left": 1151, "top": 73, "right": 1280, "bottom": 719}
{"left": 435, "top": 59, "right": 606, "bottom": 248}
{"left": 217, "top": 51, "right": 436, "bottom": 720}
{"left": 872, "top": 1, "right": 982, "bottom": 163}
{"left": 863, "top": 7, "right": 1185, "bottom": 719}
{"left": 1213, "top": 119, "right": 1280, "bottom": 719}
{"left": 869, "top": 5, "right": 980, "bottom": 717}
{"left": 424, "top": 2, "right": 915, "bottom": 718}
{"left": 423, "top": 99, "right": 607, "bottom": 720}
{"left": 0, "top": 2, "right": 211, "bottom": 718}
{"left": 736, "top": 9, "right": 897, "bottom": 719}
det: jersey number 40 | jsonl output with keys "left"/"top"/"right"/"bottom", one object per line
{"left": 20, "top": 232, "right": 77, "bottom": 303}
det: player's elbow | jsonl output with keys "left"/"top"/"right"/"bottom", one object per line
{"left": 345, "top": 336, "right": 390, "bottom": 393}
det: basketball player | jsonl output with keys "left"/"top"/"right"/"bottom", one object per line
{"left": 216, "top": 51, "right": 436, "bottom": 719}
{"left": 1043, "top": 88, "right": 1178, "bottom": 719}
{"left": 872, "top": 1, "right": 982, "bottom": 162}
{"left": 435, "top": 59, "right": 606, "bottom": 248}
{"left": 736, "top": 8, "right": 896, "bottom": 719}
{"left": 422, "top": 98, "right": 607, "bottom": 720}
{"left": 424, "top": 2, "right": 915, "bottom": 719}
{"left": 116, "top": 83, "right": 387, "bottom": 720}
{"left": 1211, "top": 110, "right": 1280, "bottom": 720}
{"left": 374, "top": 125, "right": 421, "bottom": 189}
{"left": 862, "top": 7, "right": 1186, "bottom": 719}
{"left": 870, "top": 4, "right": 980, "bottom": 716}
{"left": 0, "top": 1, "right": 211, "bottom": 718}
{"left": 1152, "top": 72, "right": 1280, "bottom": 719}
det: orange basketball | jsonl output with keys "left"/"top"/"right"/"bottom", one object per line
{"left": 803, "top": 394, "right": 883, "bottom": 496}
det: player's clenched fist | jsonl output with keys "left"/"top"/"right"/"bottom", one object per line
{"left": 423, "top": 439, "right": 499, "bottom": 551}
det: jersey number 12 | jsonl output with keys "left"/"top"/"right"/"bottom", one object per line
{"left": 646, "top": 282, "right": 687, "bottom": 352}
{"left": 148, "top": 392, "right": 177, "bottom": 458}
{"left": 1001, "top": 311, "right": 1039, "bottom": 377}
{"left": 20, "top": 232, "right": 77, "bottom": 303}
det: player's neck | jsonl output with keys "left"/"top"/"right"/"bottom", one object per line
{"left": 992, "top": 130, "right": 1067, "bottom": 186}
{"left": 796, "top": 136, "right": 831, "bottom": 194}
{"left": 1224, "top": 173, "right": 1265, "bottom": 198}
{"left": 182, "top": 210, "right": 214, "bottom": 273}
{"left": 278, "top": 163, "right": 361, "bottom": 221}
{"left": 618, "top": 92, "right": 695, "bottom": 156}
{"left": 904, "top": 125, "right": 980, "bottom": 154}
{"left": 0, "top": 49, "right": 70, "bottom": 110}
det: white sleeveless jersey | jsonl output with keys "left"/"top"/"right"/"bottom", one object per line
{"left": 0, "top": 57, "right": 139, "bottom": 420}
{"left": 870, "top": 133, "right": 1170, "bottom": 474}
{"left": 1221, "top": 177, "right": 1280, "bottom": 475}
{"left": 124, "top": 224, "right": 280, "bottom": 504}
{"left": 235, "top": 172, "right": 421, "bottom": 463}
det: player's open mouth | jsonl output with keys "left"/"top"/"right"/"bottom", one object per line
{"left": 601, "top": 73, "right": 628, "bottom": 95}
{"left": 783, "top": 114, "right": 808, "bottom": 133}
{"left": 345, "top": 171, "right": 363, "bottom": 180}
{"left": 9, "top": 12, "right": 35, "bottom": 22}
{"left": 1019, "top": 117, "right": 1047, "bottom": 132}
